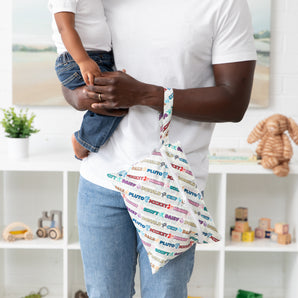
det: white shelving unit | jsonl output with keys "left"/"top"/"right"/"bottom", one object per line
{"left": 0, "top": 146, "right": 297, "bottom": 298}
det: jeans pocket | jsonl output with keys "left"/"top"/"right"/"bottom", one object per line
{"left": 91, "top": 54, "right": 114, "bottom": 72}
{"left": 55, "top": 60, "right": 77, "bottom": 75}
{"left": 61, "top": 72, "right": 84, "bottom": 89}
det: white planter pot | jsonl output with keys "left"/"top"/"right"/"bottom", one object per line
{"left": 6, "top": 137, "right": 29, "bottom": 159}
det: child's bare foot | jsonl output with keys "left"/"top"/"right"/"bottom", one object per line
{"left": 71, "top": 134, "right": 89, "bottom": 159}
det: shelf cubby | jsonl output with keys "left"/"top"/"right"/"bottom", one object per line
{"left": 3, "top": 249, "right": 63, "bottom": 298}
{"left": 224, "top": 251, "right": 298, "bottom": 298}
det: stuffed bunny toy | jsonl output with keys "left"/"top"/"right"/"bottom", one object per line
{"left": 75, "top": 290, "right": 88, "bottom": 298}
{"left": 247, "top": 114, "right": 298, "bottom": 177}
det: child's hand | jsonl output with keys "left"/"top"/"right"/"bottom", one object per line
{"left": 79, "top": 58, "right": 102, "bottom": 86}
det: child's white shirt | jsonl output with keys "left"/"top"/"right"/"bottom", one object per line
{"left": 48, "top": 0, "right": 112, "bottom": 54}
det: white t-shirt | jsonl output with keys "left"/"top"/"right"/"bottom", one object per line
{"left": 48, "top": 0, "right": 112, "bottom": 54}
{"left": 80, "top": 0, "right": 257, "bottom": 191}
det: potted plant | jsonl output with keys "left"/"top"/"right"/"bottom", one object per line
{"left": 1, "top": 107, "right": 39, "bottom": 159}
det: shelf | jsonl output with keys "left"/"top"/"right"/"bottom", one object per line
{"left": 209, "top": 159, "right": 298, "bottom": 174}
{"left": 196, "top": 242, "right": 224, "bottom": 251}
{"left": 0, "top": 238, "right": 66, "bottom": 249}
{"left": 68, "top": 242, "right": 80, "bottom": 250}
{"left": 225, "top": 239, "right": 298, "bottom": 252}
{"left": 0, "top": 151, "right": 80, "bottom": 172}
{"left": 0, "top": 147, "right": 297, "bottom": 298}
{"left": 0, "top": 138, "right": 80, "bottom": 172}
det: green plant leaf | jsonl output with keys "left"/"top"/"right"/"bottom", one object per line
{"left": 1, "top": 107, "right": 40, "bottom": 138}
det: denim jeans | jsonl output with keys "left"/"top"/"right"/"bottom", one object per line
{"left": 77, "top": 176, "right": 196, "bottom": 298}
{"left": 55, "top": 51, "right": 123, "bottom": 153}
{"left": 55, "top": 51, "right": 114, "bottom": 90}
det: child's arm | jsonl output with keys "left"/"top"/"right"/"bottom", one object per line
{"left": 54, "top": 12, "right": 101, "bottom": 85}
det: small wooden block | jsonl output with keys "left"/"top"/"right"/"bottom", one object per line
{"left": 259, "top": 218, "right": 271, "bottom": 230}
{"left": 230, "top": 226, "right": 235, "bottom": 236}
{"left": 242, "top": 231, "right": 255, "bottom": 242}
{"left": 231, "top": 230, "right": 242, "bottom": 242}
{"left": 274, "top": 223, "right": 289, "bottom": 235}
{"left": 270, "top": 232, "right": 278, "bottom": 242}
{"left": 277, "top": 233, "right": 291, "bottom": 245}
{"left": 235, "top": 207, "right": 248, "bottom": 221}
{"left": 235, "top": 221, "right": 249, "bottom": 233}
{"left": 255, "top": 227, "right": 265, "bottom": 239}
{"left": 265, "top": 229, "right": 273, "bottom": 239}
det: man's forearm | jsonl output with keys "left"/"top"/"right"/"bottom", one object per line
{"left": 144, "top": 84, "right": 250, "bottom": 123}
{"left": 62, "top": 86, "right": 87, "bottom": 110}
{"left": 143, "top": 61, "right": 256, "bottom": 123}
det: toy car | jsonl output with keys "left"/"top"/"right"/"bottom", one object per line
{"left": 36, "top": 210, "right": 63, "bottom": 240}
{"left": 2, "top": 222, "right": 34, "bottom": 242}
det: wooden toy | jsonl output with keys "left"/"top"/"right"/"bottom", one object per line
{"left": 247, "top": 114, "right": 298, "bottom": 177}
{"left": 2, "top": 222, "right": 34, "bottom": 242}
{"left": 258, "top": 218, "right": 271, "bottom": 230}
{"left": 23, "top": 287, "right": 48, "bottom": 298}
{"left": 265, "top": 229, "right": 273, "bottom": 239}
{"left": 274, "top": 223, "right": 289, "bottom": 235}
{"left": 242, "top": 231, "right": 255, "bottom": 242}
{"left": 235, "top": 207, "right": 248, "bottom": 221}
{"left": 36, "top": 210, "right": 63, "bottom": 240}
{"left": 237, "top": 289, "right": 263, "bottom": 298}
{"left": 75, "top": 290, "right": 88, "bottom": 298}
{"left": 232, "top": 230, "right": 242, "bottom": 242}
{"left": 230, "top": 226, "right": 235, "bottom": 236}
{"left": 270, "top": 232, "right": 278, "bottom": 242}
{"left": 235, "top": 221, "right": 249, "bottom": 233}
{"left": 277, "top": 233, "right": 291, "bottom": 245}
{"left": 255, "top": 227, "right": 265, "bottom": 239}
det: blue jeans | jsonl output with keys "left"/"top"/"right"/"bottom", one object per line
{"left": 55, "top": 51, "right": 123, "bottom": 153}
{"left": 77, "top": 176, "right": 196, "bottom": 298}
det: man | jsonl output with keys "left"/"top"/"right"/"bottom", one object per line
{"left": 62, "top": 0, "right": 256, "bottom": 297}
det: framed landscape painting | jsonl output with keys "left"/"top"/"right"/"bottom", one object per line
{"left": 12, "top": 0, "right": 271, "bottom": 107}
{"left": 247, "top": 0, "right": 271, "bottom": 108}
{"left": 12, "top": 0, "right": 66, "bottom": 106}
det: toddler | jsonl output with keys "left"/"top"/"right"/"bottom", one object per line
{"left": 48, "top": 0, "right": 123, "bottom": 159}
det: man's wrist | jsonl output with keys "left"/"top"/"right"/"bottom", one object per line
{"left": 140, "top": 84, "right": 164, "bottom": 111}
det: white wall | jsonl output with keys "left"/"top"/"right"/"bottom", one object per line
{"left": 210, "top": 0, "right": 298, "bottom": 156}
{"left": 0, "top": 1, "right": 298, "bottom": 155}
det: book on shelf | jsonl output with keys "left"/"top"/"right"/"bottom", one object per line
{"left": 208, "top": 148, "right": 259, "bottom": 164}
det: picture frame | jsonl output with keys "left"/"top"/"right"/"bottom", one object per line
{"left": 12, "top": 0, "right": 65, "bottom": 106}
{"left": 247, "top": 0, "right": 271, "bottom": 108}
{"left": 12, "top": 0, "right": 271, "bottom": 107}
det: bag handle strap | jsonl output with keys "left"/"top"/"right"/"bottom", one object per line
{"left": 159, "top": 88, "right": 174, "bottom": 145}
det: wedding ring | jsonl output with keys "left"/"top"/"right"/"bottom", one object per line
{"left": 98, "top": 93, "right": 102, "bottom": 102}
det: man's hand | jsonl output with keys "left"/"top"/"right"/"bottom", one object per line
{"left": 85, "top": 71, "right": 161, "bottom": 110}
{"left": 62, "top": 85, "right": 128, "bottom": 117}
